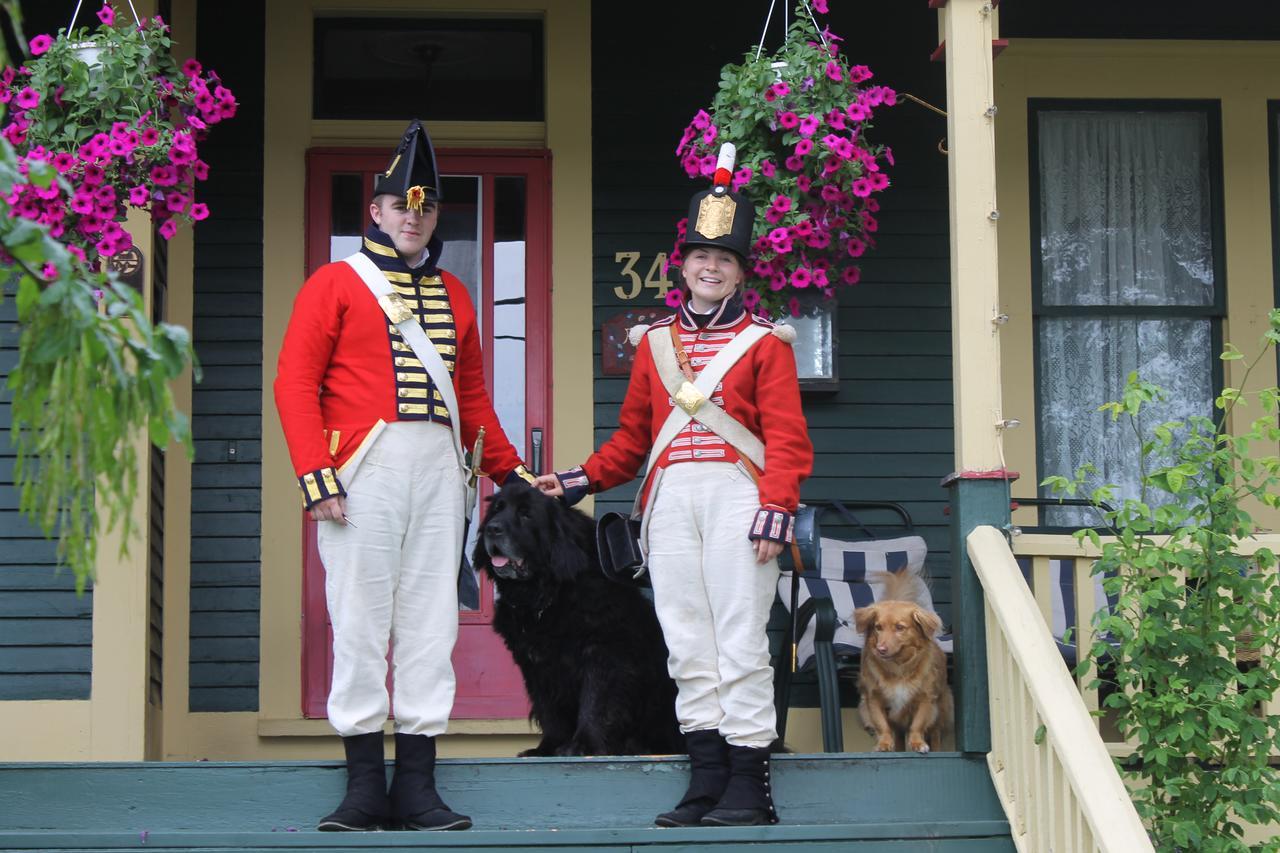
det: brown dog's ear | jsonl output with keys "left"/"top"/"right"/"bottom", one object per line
{"left": 912, "top": 607, "right": 942, "bottom": 639}
{"left": 853, "top": 606, "right": 877, "bottom": 636}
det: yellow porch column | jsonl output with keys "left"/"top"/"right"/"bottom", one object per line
{"left": 940, "top": 0, "right": 1006, "bottom": 754}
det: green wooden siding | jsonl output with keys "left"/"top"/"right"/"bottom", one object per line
{"left": 188, "top": 0, "right": 265, "bottom": 712}
{"left": 590, "top": 5, "right": 955, "bottom": 618}
{"left": 0, "top": 296, "right": 92, "bottom": 700}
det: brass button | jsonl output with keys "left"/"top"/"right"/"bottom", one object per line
{"left": 398, "top": 404, "right": 410, "bottom": 413}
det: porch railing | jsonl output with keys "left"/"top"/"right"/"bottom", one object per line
{"left": 1009, "top": 529, "right": 1280, "bottom": 743}
{"left": 967, "top": 525, "right": 1152, "bottom": 852}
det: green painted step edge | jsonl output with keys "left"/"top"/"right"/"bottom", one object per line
{"left": 0, "top": 821, "right": 1014, "bottom": 848}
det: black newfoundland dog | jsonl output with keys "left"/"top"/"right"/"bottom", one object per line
{"left": 473, "top": 480, "right": 684, "bottom": 757}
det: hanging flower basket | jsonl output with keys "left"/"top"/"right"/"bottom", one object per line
{"left": 0, "top": 1, "right": 237, "bottom": 266}
{"left": 671, "top": 0, "right": 894, "bottom": 319}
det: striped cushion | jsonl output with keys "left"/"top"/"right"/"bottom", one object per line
{"left": 1014, "top": 557, "right": 1111, "bottom": 666}
{"left": 778, "top": 535, "right": 952, "bottom": 672}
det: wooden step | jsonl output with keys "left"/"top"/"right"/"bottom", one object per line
{"left": 0, "top": 753, "right": 1013, "bottom": 850}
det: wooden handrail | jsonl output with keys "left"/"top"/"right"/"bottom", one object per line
{"left": 968, "top": 525, "right": 1152, "bottom": 851}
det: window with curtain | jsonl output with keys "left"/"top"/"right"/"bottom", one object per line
{"left": 1031, "top": 103, "right": 1224, "bottom": 527}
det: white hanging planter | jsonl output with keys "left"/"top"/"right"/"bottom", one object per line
{"left": 69, "top": 40, "right": 102, "bottom": 70}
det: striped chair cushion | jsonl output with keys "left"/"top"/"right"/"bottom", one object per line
{"left": 1014, "top": 557, "right": 1111, "bottom": 666}
{"left": 778, "top": 535, "right": 953, "bottom": 672}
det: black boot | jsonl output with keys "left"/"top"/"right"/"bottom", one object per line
{"left": 317, "top": 732, "right": 391, "bottom": 831}
{"left": 700, "top": 744, "right": 779, "bottom": 826}
{"left": 654, "top": 729, "right": 730, "bottom": 828}
{"left": 388, "top": 733, "right": 472, "bottom": 831}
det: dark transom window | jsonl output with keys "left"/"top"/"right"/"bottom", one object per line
{"left": 313, "top": 17, "right": 544, "bottom": 122}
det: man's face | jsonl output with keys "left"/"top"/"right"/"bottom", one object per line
{"left": 370, "top": 194, "right": 439, "bottom": 259}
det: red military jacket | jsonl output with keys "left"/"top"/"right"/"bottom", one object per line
{"left": 582, "top": 304, "right": 813, "bottom": 513}
{"left": 274, "top": 240, "right": 524, "bottom": 508}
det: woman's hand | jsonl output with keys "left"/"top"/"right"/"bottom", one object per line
{"left": 532, "top": 473, "right": 564, "bottom": 496}
{"left": 754, "top": 538, "right": 784, "bottom": 565}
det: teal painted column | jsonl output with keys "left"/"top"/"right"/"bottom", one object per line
{"left": 946, "top": 474, "right": 1012, "bottom": 754}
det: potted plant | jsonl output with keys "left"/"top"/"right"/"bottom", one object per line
{"left": 1044, "top": 314, "right": 1280, "bottom": 849}
{"left": 670, "top": 0, "right": 893, "bottom": 320}
{"left": 0, "top": 2, "right": 231, "bottom": 589}
{"left": 2, "top": 0, "right": 236, "bottom": 264}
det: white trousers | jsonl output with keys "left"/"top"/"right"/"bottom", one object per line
{"left": 316, "top": 421, "right": 465, "bottom": 737}
{"left": 647, "top": 462, "right": 781, "bottom": 748}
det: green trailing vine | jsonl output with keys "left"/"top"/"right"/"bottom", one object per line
{"left": 1044, "top": 309, "right": 1280, "bottom": 851}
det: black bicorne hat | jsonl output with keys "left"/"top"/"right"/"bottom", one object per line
{"left": 373, "top": 119, "right": 442, "bottom": 210}
{"left": 681, "top": 142, "right": 754, "bottom": 261}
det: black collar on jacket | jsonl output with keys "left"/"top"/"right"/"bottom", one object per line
{"left": 360, "top": 223, "right": 444, "bottom": 276}
{"left": 677, "top": 292, "right": 746, "bottom": 330}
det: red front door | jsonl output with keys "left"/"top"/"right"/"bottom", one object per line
{"left": 300, "top": 148, "right": 552, "bottom": 719}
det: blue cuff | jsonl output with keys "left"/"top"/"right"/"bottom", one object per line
{"left": 748, "top": 507, "right": 794, "bottom": 544}
{"left": 555, "top": 466, "right": 590, "bottom": 507}
{"left": 298, "top": 467, "right": 345, "bottom": 510}
{"left": 502, "top": 465, "right": 537, "bottom": 487}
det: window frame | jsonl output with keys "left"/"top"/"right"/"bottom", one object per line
{"left": 1026, "top": 98, "right": 1228, "bottom": 503}
{"left": 1269, "top": 100, "right": 1280, "bottom": 381}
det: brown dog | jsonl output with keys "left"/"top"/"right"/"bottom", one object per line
{"left": 853, "top": 574, "right": 953, "bottom": 753}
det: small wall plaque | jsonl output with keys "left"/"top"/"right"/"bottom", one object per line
{"left": 108, "top": 246, "right": 145, "bottom": 291}
{"left": 600, "top": 308, "right": 669, "bottom": 376}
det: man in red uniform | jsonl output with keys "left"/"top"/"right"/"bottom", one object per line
{"left": 275, "top": 120, "right": 533, "bottom": 832}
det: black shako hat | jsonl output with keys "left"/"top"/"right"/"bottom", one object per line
{"left": 373, "top": 119, "right": 442, "bottom": 211}
{"left": 681, "top": 142, "right": 754, "bottom": 262}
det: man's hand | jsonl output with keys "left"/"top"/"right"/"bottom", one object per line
{"left": 754, "top": 538, "right": 784, "bottom": 565}
{"left": 310, "top": 495, "right": 348, "bottom": 524}
{"left": 532, "top": 474, "right": 563, "bottom": 496}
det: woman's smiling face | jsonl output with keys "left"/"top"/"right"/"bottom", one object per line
{"left": 681, "top": 247, "right": 743, "bottom": 312}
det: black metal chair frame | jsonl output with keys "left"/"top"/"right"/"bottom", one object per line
{"left": 773, "top": 499, "right": 916, "bottom": 753}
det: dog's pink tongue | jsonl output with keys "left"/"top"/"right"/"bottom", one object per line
{"left": 490, "top": 555, "right": 510, "bottom": 568}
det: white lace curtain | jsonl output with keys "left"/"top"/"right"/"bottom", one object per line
{"left": 1036, "top": 110, "right": 1216, "bottom": 527}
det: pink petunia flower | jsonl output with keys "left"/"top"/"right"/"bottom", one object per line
{"left": 52, "top": 152, "right": 75, "bottom": 173}
{"left": 806, "top": 231, "right": 830, "bottom": 250}
{"left": 842, "top": 266, "right": 861, "bottom": 285}
{"left": 29, "top": 34, "right": 52, "bottom": 56}
{"left": 797, "top": 175, "right": 812, "bottom": 193}
{"left": 691, "top": 109, "right": 711, "bottom": 131}
{"left": 189, "top": 202, "right": 209, "bottom": 221}
{"left": 764, "top": 207, "right": 783, "bottom": 225}
{"left": 769, "top": 273, "right": 787, "bottom": 291}
{"left": 851, "top": 177, "right": 874, "bottom": 198}
{"left": 664, "top": 288, "right": 683, "bottom": 308}
{"left": 790, "top": 267, "right": 811, "bottom": 288}
{"left": 40, "top": 261, "right": 57, "bottom": 279}
{"left": 884, "top": 146, "right": 895, "bottom": 167}
{"left": 846, "top": 102, "right": 869, "bottom": 122}
{"left": 14, "top": 87, "right": 38, "bottom": 110}
{"left": 795, "top": 139, "right": 814, "bottom": 157}
{"left": 760, "top": 160, "right": 776, "bottom": 178}
{"left": 784, "top": 155, "right": 803, "bottom": 172}
{"left": 825, "top": 61, "right": 842, "bottom": 82}
{"left": 798, "top": 114, "right": 820, "bottom": 138}
{"left": 159, "top": 219, "right": 179, "bottom": 240}
{"left": 771, "top": 195, "right": 792, "bottom": 213}
{"left": 792, "top": 219, "right": 814, "bottom": 238}
{"left": 788, "top": 296, "right": 801, "bottom": 317}
{"left": 813, "top": 0, "right": 829, "bottom": 12}
{"left": 847, "top": 237, "right": 866, "bottom": 258}
{"left": 151, "top": 165, "right": 178, "bottom": 186}
{"left": 97, "top": 2, "right": 115, "bottom": 26}
{"left": 731, "top": 166, "right": 753, "bottom": 193}
{"left": 182, "top": 58, "right": 203, "bottom": 78}
{"left": 741, "top": 289, "right": 761, "bottom": 310}
{"left": 777, "top": 111, "right": 799, "bottom": 129}
{"left": 128, "top": 186, "right": 149, "bottom": 206}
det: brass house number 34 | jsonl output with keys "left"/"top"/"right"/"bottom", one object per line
{"left": 614, "top": 251, "right": 674, "bottom": 301}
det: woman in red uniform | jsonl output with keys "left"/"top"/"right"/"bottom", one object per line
{"left": 535, "top": 144, "right": 813, "bottom": 827}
